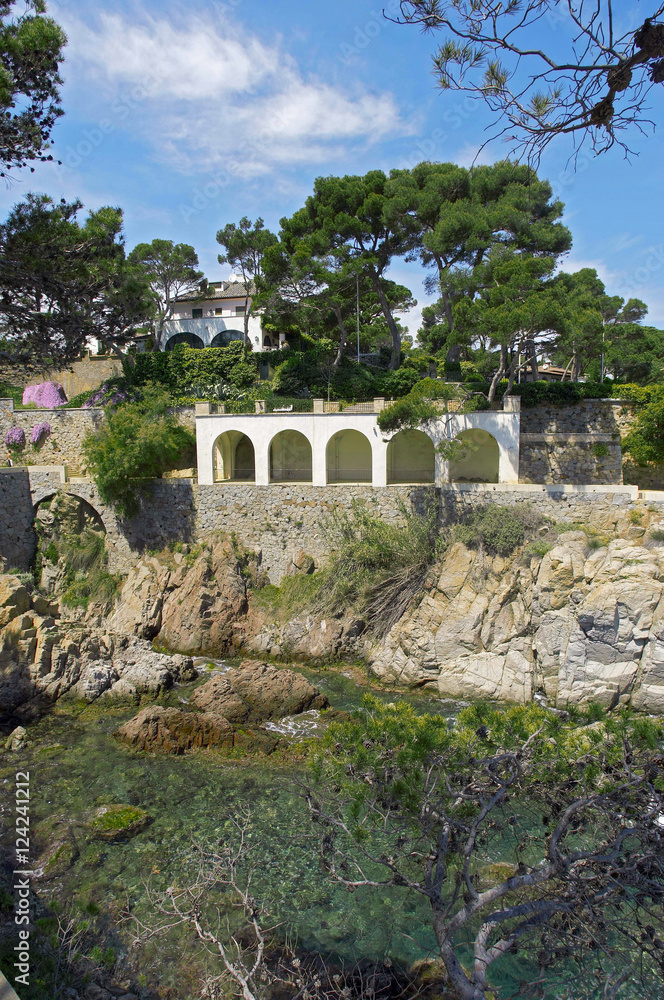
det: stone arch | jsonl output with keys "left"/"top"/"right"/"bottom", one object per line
{"left": 210, "top": 330, "right": 245, "bottom": 348}
{"left": 387, "top": 429, "right": 435, "bottom": 485}
{"left": 326, "top": 429, "right": 372, "bottom": 484}
{"left": 164, "top": 332, "right": 205, "bottom": 351}
{"left": 213, "top": 431, "right": 256, "bottom": 482}
{"left": 32, "top": 488, "right": 108, "bottom": 535}
{"left": 269, "top": 430, "right": 312, "bottom": 483}
{"left": 448, "top": 429, "right": 500, "bottom": 483}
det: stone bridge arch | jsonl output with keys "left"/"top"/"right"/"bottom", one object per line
{"left": 29, "top": 480, "right": 132, "bottom": 573}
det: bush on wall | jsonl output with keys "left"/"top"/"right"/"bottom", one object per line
{"left": 82, "top": 386, "right": 195, "bottom": 518}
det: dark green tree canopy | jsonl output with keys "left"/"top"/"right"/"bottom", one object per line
{"left": 128, "top": 238, "right": 205, "bottom": 341}
{"left": 279, "top": 170, "right": 420, "bottom": 368}
{"left": 0, "top": 0, "right": 66, "bottom": 175}
{"left": 388, "top": 160, "right": 571, "bottom": 362}
{"left": 0, "top": 193, "right": 152, "bottom": 369}
{"left": 216, "top": 216, "right": 278, "bottom": 347}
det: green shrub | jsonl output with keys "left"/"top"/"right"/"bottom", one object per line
{"left": 82, "top": 386, "right": 195, "bottom": 517}
{"left": 374, "top": 366, "right": 422, "bottom": 398}
{"left": 453, "top": 505, "right": 538, "bottom": 556}
{"left": 376, "top": 395, "right": 440, "bottom": 434}
{"left": 63, "top": 389, "right": 95, "bottom": 408}
{"left": 592, "top": 442, "right": 609, "bottom": 458}
{"left": 650, "top": 529, "right": 664, "bottom": 543}
{"left": 313, "top": 500, "right": 445, "bottom": 637}
{"left": 510, "top": 380, "right": 613, "bottom": 408}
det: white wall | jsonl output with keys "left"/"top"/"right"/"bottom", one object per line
{"left": 196, "top": 410, "right": 520, "bottom": 487}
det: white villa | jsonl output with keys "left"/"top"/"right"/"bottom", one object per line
{"left": 158, "top": 277, "right": 287, "bottom": 353}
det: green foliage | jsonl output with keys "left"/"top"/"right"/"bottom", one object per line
{"left": 253, "top": 572, "right": 323, "bottom": 621}
{"left": 0, "top": 378, "right": 24, "bottom": 405}
{"left": 592, "top": 442, "right": 609, "bottom": 457}
{"left": 509, "top": 379, "right": 613, "bottom": 407}
{"left": 0, "top": 194, "right": 153, "bottom": 368}
{"left": 0, "top": 1, "right": 66, "bottom": 175}
{"left": 63, "top": 389, "right": 95, "bottom": 408}
{"left": 374, "top": 365, "right": 422, "bottom": 397}
{"left": 452, "top": 504, "right": 537, "bottom": 556}
{"left": 314, "top": 500, "right": 445, "bottom": 636}
{"left": 82, "top": 385, "right": 195, "bottom": 517}
{"left": 376, "top": 394, "right": 440, "bottom": 434}
{"left": 621, "top": 384, "right": 664, "bottom": 465}
{"left": 127, "top": 238, "right": 204, "bottom": 337}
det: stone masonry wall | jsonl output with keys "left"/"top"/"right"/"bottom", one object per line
{"left": 519, "top": 400, "right": 623, "bottom": 484}
{"left": 2, "top": 473, "right": 657, "bottom": 582}
{"left": 0, "top": 402, "right": 196, "bottom": 474}
{"left": 0, "top": 468, "right": 37, "bottom": 570}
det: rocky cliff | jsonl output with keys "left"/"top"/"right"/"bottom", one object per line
{"left": 6, "top": 507, "right": 664, "bottom": 716}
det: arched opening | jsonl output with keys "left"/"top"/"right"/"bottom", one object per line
{"left": 448, "top": 429, "right": 500, "bottom": 483}
{"left": 33, "top": 492, "right": 107, "bottom": 596}
{"left": 164, "top": 332, "right": 204, "bottom": 351}
{"left": 263, "top": 334, "right": 273, "bottom": 348}
{"left": 387, "top": 430, "right": 435, "bottom": 485}
{"left": 269, "top": 430, "right": 312, "bottom": 483}
{"left": 213, "top": 431, "right": 256, "bottom": 483}
{"left": 210, "top": 330, "right": 245, "bottom": 348}
{"left": 326, "top": 429, "right": 372, "bottom": 484}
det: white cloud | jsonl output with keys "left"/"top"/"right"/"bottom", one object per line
{"left": 452, "top": 142, "right": 497, "bottom": 169}
{"left": 59, "top": 9, "right": 411, "bottom": 177}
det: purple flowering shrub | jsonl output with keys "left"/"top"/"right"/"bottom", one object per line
{"left": 22, "top": 382, "right": 67, "bottom": 409}
{"left": 5, "top": 427, "right": 25, "bottom": 449}
{"left": 30, "top": 421, "right": 52, "bottom": 445}
{"left": 83, "top": 381, "right": 134, "bottom": 408}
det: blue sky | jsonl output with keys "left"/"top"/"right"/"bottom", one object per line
{"left": 3, "top": 0, "right": 664, "bottom": 335}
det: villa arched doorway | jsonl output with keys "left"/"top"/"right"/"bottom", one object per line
{"left": 387, "top": 430, "right": 435, "bottom": 484}
{"left": 213, "top": 431, "right": 256, "bottom": 482}
{"left": 326, "top": 429, "right": 372, "bottom": 483}
{"left": 447, "top": 429, "right": 499, "bottom": 483}
{"left": 269, "top": 430, "right": 312, "bottom": 483}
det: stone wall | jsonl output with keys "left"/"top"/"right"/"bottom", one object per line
{"left": 519, "top": 400, "right": 623, "bottom": 484}
{"left": 0, "top": 468, "right": 37, "bottom": 570}
{"left": 0, "top": 402, "right": 196, "bottom": 474}
{"left": 46, "top": 354, "right": 123, "bottom": 398}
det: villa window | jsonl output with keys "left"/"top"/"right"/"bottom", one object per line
{"left": 192, "top": 308, "right": 203, "bottom": 319}
{"left": 235, "top": 305, "right": 246, "bottom": 316}
{"left": 215, "top": 308, "right": 224, "bottom": 315}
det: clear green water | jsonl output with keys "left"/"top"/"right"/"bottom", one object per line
{"left": 0, "top": 666, "right": 655, "bottom": 999}
{"left": 0, "top": 667, "right": 458, "bottom": 994}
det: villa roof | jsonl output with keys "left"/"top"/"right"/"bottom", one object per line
{"left": 176, "top": 279, "right": 255, "bottom": 303}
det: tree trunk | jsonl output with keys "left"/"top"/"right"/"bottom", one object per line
{"left": 332, "top": 304, "right": 349, "bottom": 368}
{"left": 504, "top": 349, "right": 521, "bottom": 396}
{"left": 487, "top": 343, "right": 508, "bottom": 402}
{"left": 369, "top": 267, "right": 401, "bottom": 369}
{"left": 526, "top": 336, "right": 538, "bottom": 380}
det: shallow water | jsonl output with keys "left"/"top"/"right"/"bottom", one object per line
{"left": 0, "top": 665, "right": 652, "bottom": 999}
{"left": 0, "top": 666, "right": 455, "bottom": 993}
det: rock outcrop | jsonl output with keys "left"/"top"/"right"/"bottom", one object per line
{"left": 190, "top": 660, "right": 329, "bottom": 721}
{"left": 116, "top": 662, "right": 326, "bottom": 755}
{"left": 369, "top": 529, "right": 664, "bottom": 710}
{"left": 110, "top": 538, "right": 254, "bottom": 655}
{"left": 115, "top": 704, "right": 281, "bottom": 755}
{"left": 0, "top": 580, "right": 196, "bottom": 716}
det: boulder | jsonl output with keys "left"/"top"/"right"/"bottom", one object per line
{"left": 88, "top": 804, "right": 151, "bottom": 841}
{"left": 115, "top": 705, "right": 279, "bottom": 755}
{"left": 4, "top": 725, "right": 27, "bottom": 750}
{"left": 0, "top": 575, "right": 30, "bottom": 629}
{"left": 190, "top": 660, "right": 329, "bottom": 721}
